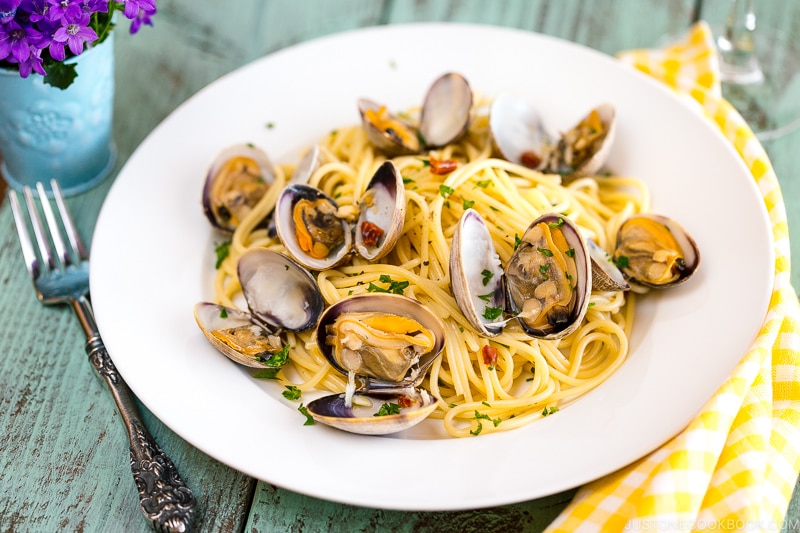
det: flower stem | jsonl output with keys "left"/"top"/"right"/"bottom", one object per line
{"left": 95, "top": 1, "right": 120, "bottom": 45}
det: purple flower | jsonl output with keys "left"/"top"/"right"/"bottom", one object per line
{"left": 0, "top": 0, "right": 22, "bottom": 22}
{"left": 123, "top": 0, "right": 155, "bottom": 34}
{"left": 0, "top": 18, "right": 41, "bottom": 62}
{"left": 19, "top": 0, "right": 49, "bottom": 22}
{"left": 18, "top": 44, "right": 44, "bottom": 76}
{"left": 49, "top": 10, "right": 96, "bottom": 59}
{"left": 45, "top": 0, "right": 81, "bottom": 22}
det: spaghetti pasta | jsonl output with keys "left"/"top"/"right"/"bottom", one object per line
{"left": 210, "top": 103, "right": 647, "bottom": 438}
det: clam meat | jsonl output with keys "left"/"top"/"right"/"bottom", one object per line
{"left": 202, "top": 143, "right": 277, "bottom": 232}
{"left": 613, "top": 214, "right": 700, "bottom": 289}
{"left": 504, "top": 215, "right": 592, "bottom": 338}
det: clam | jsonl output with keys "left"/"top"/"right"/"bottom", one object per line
{"left": 202, "top": 143, "right": 277, "bottom": 232}
{"left": 305, "top": 294, "right": 446, "bottom": 435}
{"left": 449, "top": 211, "right": 593, "bottom": 340}
{"left": 490, "top": 95, "right": 616, "bottom": 177}
{"left": 505, "top": 215, "right": 593, "bottom": 338}
{"left": 266, "top": 144, "right": 324, "bottom": 238}
{"left": 613, "top": 214, "right": 700, "bottom": 289}
{"left": 194, "top": 248, "right": 324, "bottom": 367}
{"left": 274, "top": 161, "right": 405, "bottom": 270}
{"left": 358, "top": 72, "right": 472, "bottom": 156}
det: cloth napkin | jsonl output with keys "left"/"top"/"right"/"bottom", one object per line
{"left": 547, "top": 22, "right": 800, "bottom": 532}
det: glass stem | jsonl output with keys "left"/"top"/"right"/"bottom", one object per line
{"left": 716, "top": 0, "right": 764, "bottom": 84}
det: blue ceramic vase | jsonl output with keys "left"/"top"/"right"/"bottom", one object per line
{"left": 0, "top": 37, "right": 116, "bottom": 196}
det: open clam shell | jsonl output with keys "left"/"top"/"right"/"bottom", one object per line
{"left": 275, "top": 162, "right": 406, "bottom": 270}
{"left": 193, "top": 303, "right": 284, "bottom": 368}
{"left": 504, "top": 214, "right": 592, "bottom": 339}
{"left": 202, "top": 143, "right": 277, "bottom": 233}
{"left": 449, "top": 208, "right": 506, "bottom": 337}
{"left": 194, "top": 249, "right": 324, "bottom": 368}
{"left": 306, "top": 293, "right": 446, "bottom": 435}
{"left": 419, "top": 72, "right": 473, "bottom": 148}
{"left": 547, "top": 103, "right": 617, "bottom": 178}
{"left": 306, "top": 390, "right": 438, "bottom": 436}
{"left": 275, "top": 184, "right": 352, "bottom": 270}
{"left": 613, "top": 214, "right": 700, "bottom": 289}
{"left": 489, "top": 93, "right": 554, "bottom": 169}
{"left": 358, "top": 98, "right": 421, "bottom": 156}
{"left": 358, "top": 72, "right": 473, "bottom": 156}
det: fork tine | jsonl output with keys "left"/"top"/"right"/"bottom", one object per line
{"left": 8, "top": 190, "right": 42, "bottom": 281}
{"left": 51, "top": 179, "right": 89, "bottom": 261}
{"left": 37, "top": 181, "right": 71, "bottom": 268}
{"left": 22, "top": 185, "right": 55, "bottom": 273}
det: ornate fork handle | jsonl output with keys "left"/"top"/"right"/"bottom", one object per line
{"left": 77, "top": 297, "right": 195, "bottom": 532}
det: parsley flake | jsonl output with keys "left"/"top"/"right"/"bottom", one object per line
{"left": 481, "top": 269, "right": 494, "bottom": 285}
{"left": 463, "top": 199, "right": 475, "bottom": 210}
{"left": 613, "top": 255, "right": 630, "bottom": 269}
{"left": 537, "top": 247, "right": 553, "bottom": 257}
{"left": 282, "top": 385, "right": 302, "bottom": 401}
{"left": 375, "top": 403, "right": 401, "bottom": 417}
{"left": 298, "top": 404, "right": 315, "bottom": 425}
{"left": 547, "top": 218, "right": 565, "bottom": 229}
{"left": 439, "top": 184, "right": 455, "bottom": 198}
{"left": 214, "top": 240, "right": 231, "bottom": 269}
{"left": 483, "top": 306, "right": 503, "bottom": 320}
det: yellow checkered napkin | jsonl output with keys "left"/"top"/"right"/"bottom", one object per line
{"left": 547, "top": 22, "right": 800, "bottom": 532}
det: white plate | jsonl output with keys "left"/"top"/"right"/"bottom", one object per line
{"left": 91, "top": 23, "right": 773, "bottom": 511}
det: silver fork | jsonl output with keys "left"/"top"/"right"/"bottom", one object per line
{"left": 9, "top": 180, "right": 195, "bottom": 533}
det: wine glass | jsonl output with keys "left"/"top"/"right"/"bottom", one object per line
{"left": 709, "top": 0, "right": 800, "bottom": 140}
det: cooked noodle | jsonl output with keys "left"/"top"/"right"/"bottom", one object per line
{"left": 211, "top": 100, "right": 648, "bottom": 437}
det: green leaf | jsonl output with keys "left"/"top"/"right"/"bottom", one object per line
{"left": 481, "top": 269, "right": 494, "bottom": 285}
{"left": 462, "top": 199, "right": 475, "bottom": 210}
{"left": 483, "top": 306, "right": 503, "bottom": 320}
{"left": 43, "top": 61, "right": 78, "bottom": 90}
{"left": 537, "top": 247, "right": 553, "bottom": 257}
{"left": 214, "top": 240, "right": 231, "bottom": 269}
{"left": 282, "top": 385, "right": 302, "bottom": 401}
{"left": 298, "top": 404, "right": 315, "bottom": 425}
{"left": 470, "top": 422, "right": 483, "bottom": 436}
{"left": 375, "top": 403, "right": 401, "bottom": 417}
{"left": 256, "top": 344, "right": 290, "bottom": 367}
{"left": 253, "top": 368, "right": 281, "bottom": 380}
{"left": 439, "top": 185, "right": 455, "bottom": 198}
{"left": 613, "top": 255, "right": 630, "bottom": 269}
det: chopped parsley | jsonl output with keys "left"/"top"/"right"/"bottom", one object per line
{"left": 403, "top": 176, "right": 415, "bottom": 185}
{"left": 256, "top": 344, "right": 290, "bottom": 367}
{"left": 613, "top": 255, "right": 630, "bottom": 269}
{"left": 513, "top": 234, "right": 522, "bottom": 251}
{"left": 547, "top": 218, "right": 565, "bottom": 229}
{"left": 214, "top": 240, "right": 231, "bottom": 269}
{"left": 375, "top": 402, "right": 401, "bottom": 417}
{"left": 219, "top": 308, "right": 228, "bottom": 319}
{"left": 474, "top": 410, "right": 491, "bottom": 421}
{"left": 541, "top": 406, "right": 559, "bottom": 417}
{"left": 470, "top": 422, "right": 483, "bottom": 436}
{"left": 282, "top": 385, "right": 302, "bottom": 401}
{"left": 439, "top": 184, "right": 455, "bottom": 198}
{"left": 537, "top": 247, "right": 553, "bottom": 257}
{"left": 298, "top": 404, "right": 315, "bottom": 425}
{"left": 366, "top": 274, "right": 409, "bottom": 295}
{"left": 474, "top": 179, "right": 491, "bottom": 189}
{"left": 463, "top": 199, "right": 475, "bottom": 210}
{"left": 565, "top": 248, "right": 575, "bottom": 257}
{"left": 539, "top": 263, "right": 550, "bottom": 277}
{"left": 481, "top": 269, "right": 494, "bottom": 285}
{"left": 483, "top": 306, "right": 503, "bottom": 320}
{"left": 266, "top": 122, "right": 275, "bottom": 129}
{"left": 253, "top": 368, "right": 281, "bottom": 380}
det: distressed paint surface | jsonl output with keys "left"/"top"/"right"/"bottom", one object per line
{"left": 1, "top": 0, "right": 798, "bottom": 531}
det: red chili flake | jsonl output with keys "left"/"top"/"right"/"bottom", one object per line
{"left": 360, "top": 221, "right": 384, "bottom": 247}
{"left": 397, "top": 395, "right": 413, "bottom": 408}
{"left": 482, "top": 345, "right": 498, "bottom": 366}
{"left": 520, "top": 151, "right": 542, "bottom": 169}
{"left": 429, "top": 157, "right": 459, "bottom": 175}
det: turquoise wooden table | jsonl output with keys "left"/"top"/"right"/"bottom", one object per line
{"left": 2, "top": 1, "right": 799, "bottom": 531}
